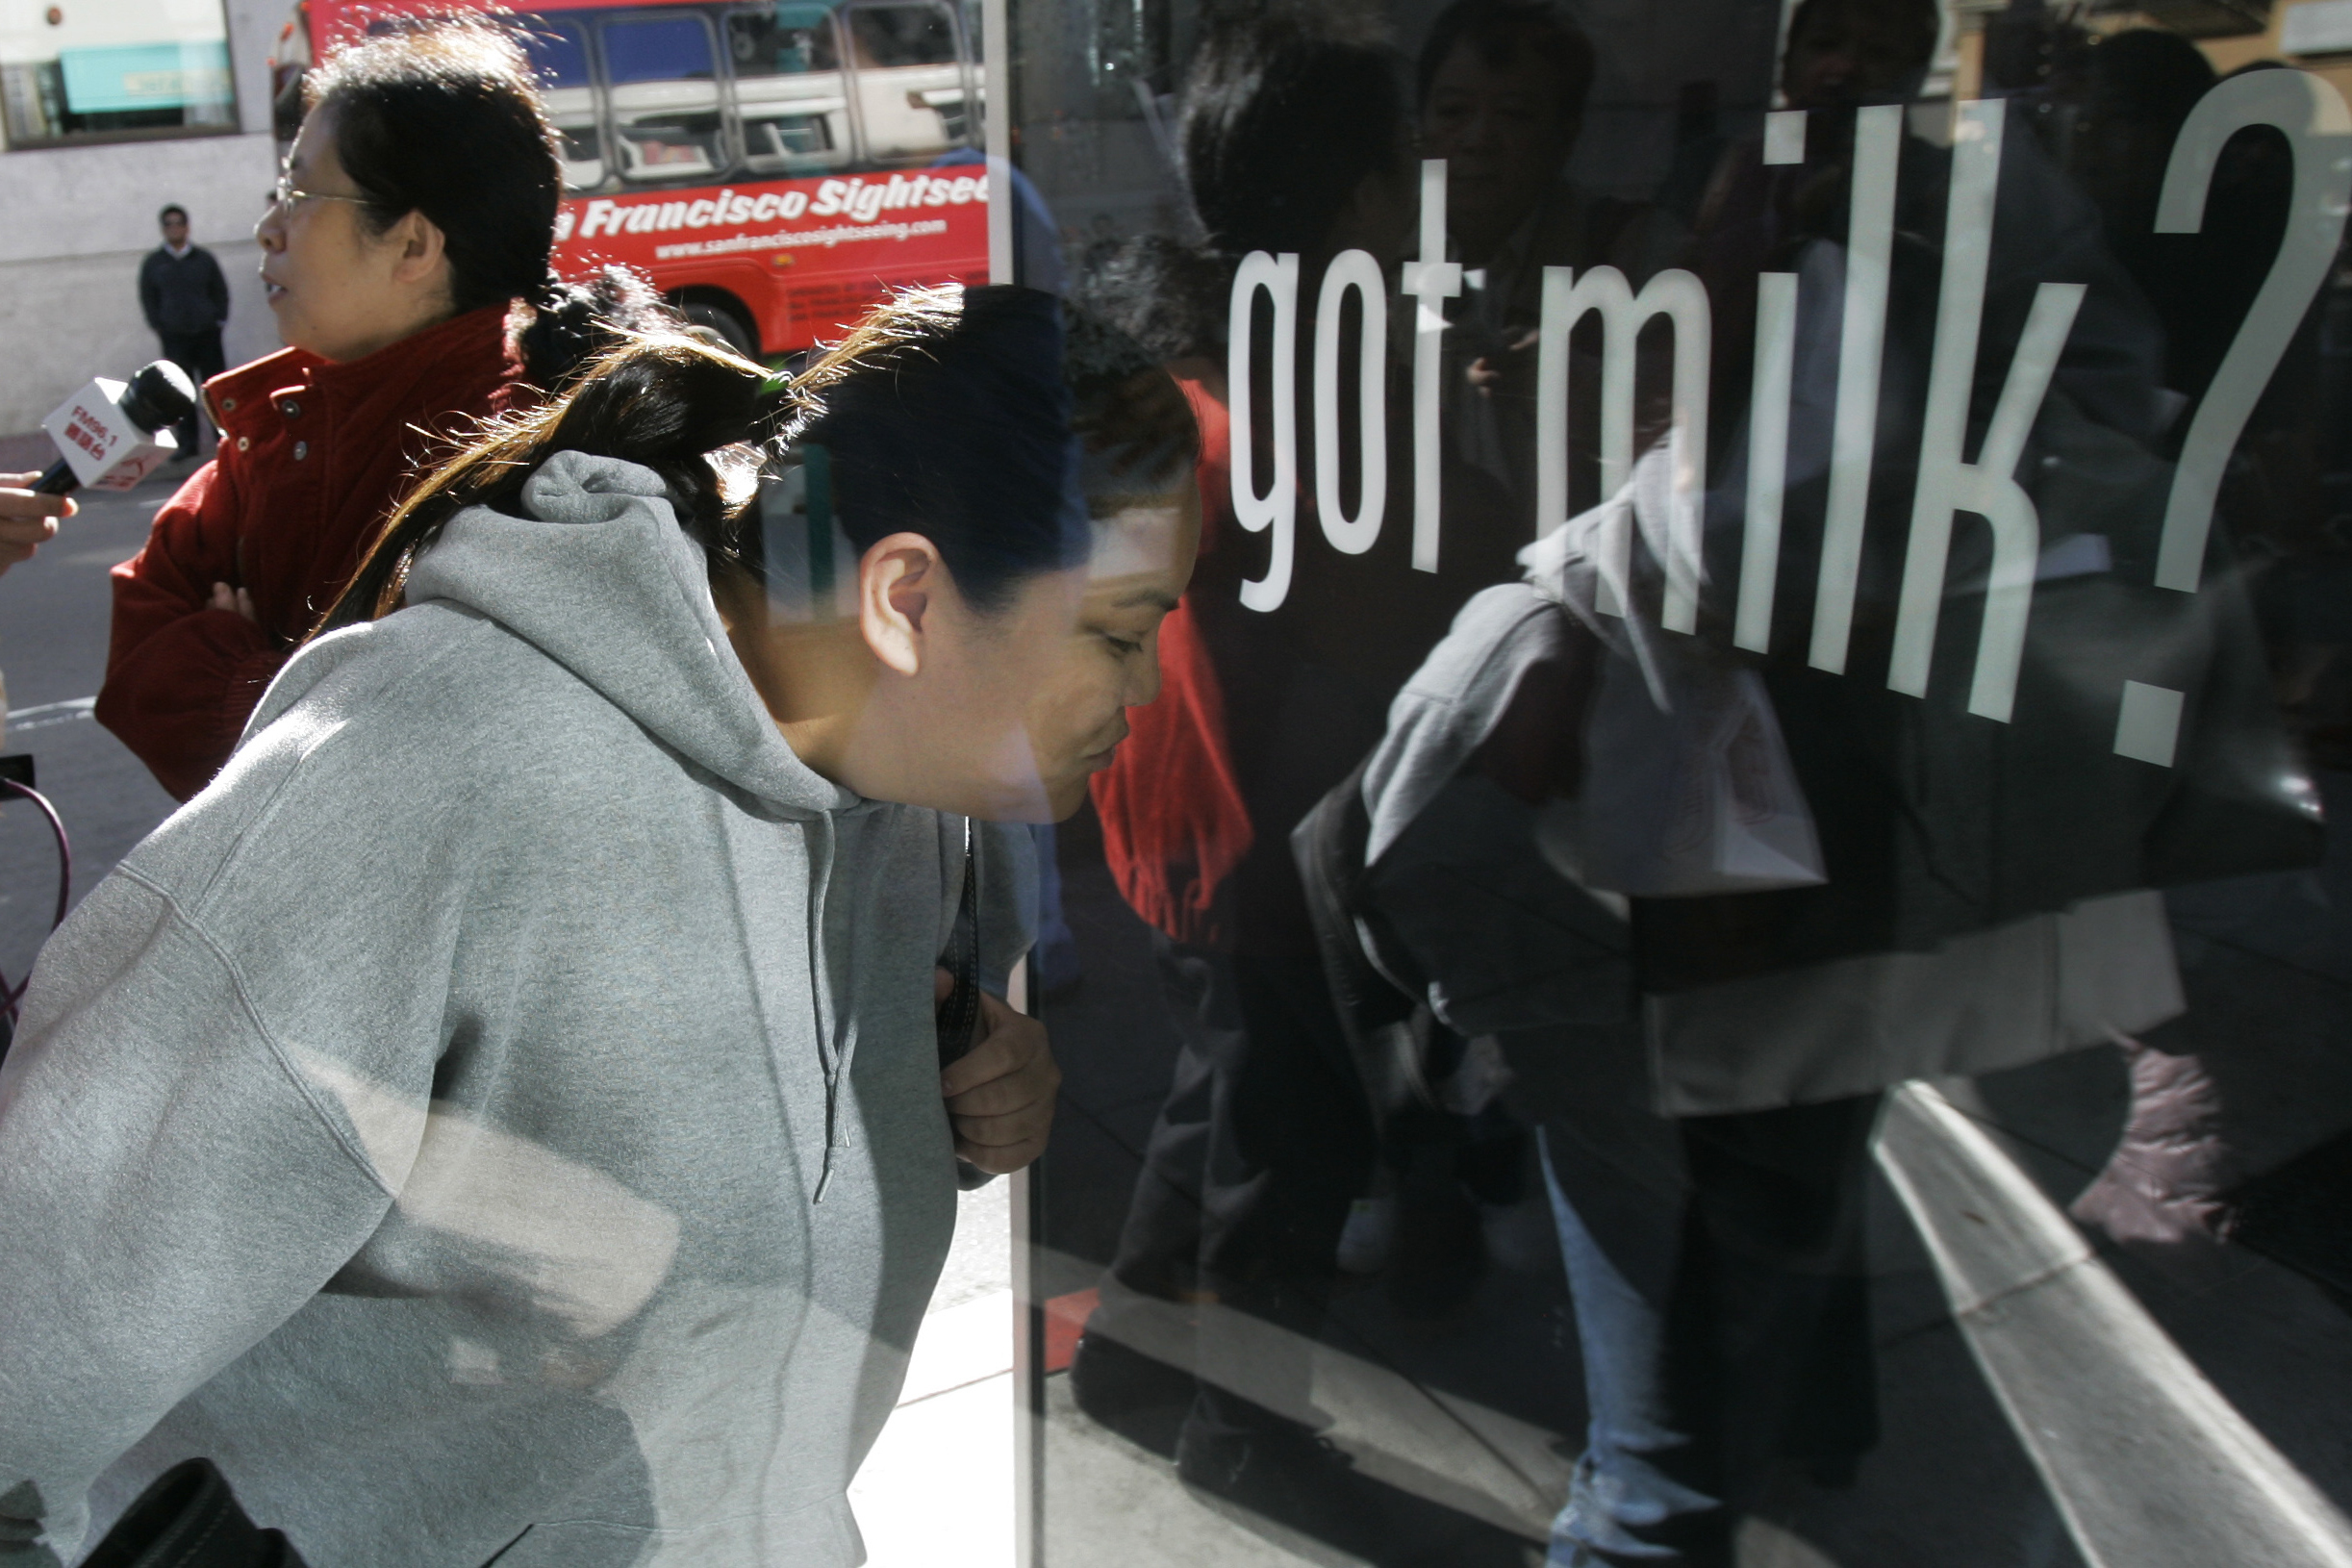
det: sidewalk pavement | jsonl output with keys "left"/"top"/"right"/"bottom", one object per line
{"left": 887, "top": 1076, "right": 2352, "bottom": 1568}
{"left": 851, "top": 1179, "right": 1016, "bottom": 1567}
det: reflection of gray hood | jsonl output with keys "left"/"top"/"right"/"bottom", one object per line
{"left": 0, "top": 452, "right": 1027, "bottom": 1568}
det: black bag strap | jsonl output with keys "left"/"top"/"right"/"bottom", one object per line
{"left": 1291, "top": 758, "right": 1445, "bottom": 1122}
{"left": 935, "top": 816, "right": 981, "bottom": 1070}
{"left": 80, "top": 1459, "right": 305, "bottom": 1568}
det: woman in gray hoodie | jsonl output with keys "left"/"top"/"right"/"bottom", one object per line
{"left": 0, "top": 285, "right": 1201, "bottom": 1567}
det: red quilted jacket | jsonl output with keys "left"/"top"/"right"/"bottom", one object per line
{"left": 97, "top": 305, "right": 531, "bottom": 800}
{"left": 1089, "top": 371, "right": 1253, "bottom": 947}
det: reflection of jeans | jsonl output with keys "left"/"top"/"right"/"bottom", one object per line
{"left": 1538, "top": 1094, "right": 1881, "bottom": 1567}
{"left": 1028, "top": 823, "right": 1081, "bottom": 994}
{"left": 1095, "top": 937, "right": 1376, "bottom": 1428}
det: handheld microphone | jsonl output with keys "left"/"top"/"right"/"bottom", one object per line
{"left": 35, "top": 361, "right": 201, "bottom": 495}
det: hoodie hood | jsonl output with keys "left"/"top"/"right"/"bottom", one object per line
{"left": 403, "top": 449, "right": 855, "bottom": 821}
{"left": 404, "top": 450, "right": 884, "bottom": 1201}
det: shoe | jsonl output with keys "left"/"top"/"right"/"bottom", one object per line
{"left": 1176, "top": 1401, "right": 1400, "bottom": 1561}
{"left": 1336, "top": 1195, "right": 1396, "bottom": 1274}
{"left": 1387, "top": 1162, "right": 1485, "bottom": 1320}
{"left": 1068, "top": 1329, "right": 1195, "bottom": 1458}
{"left": 1479, "top": 1197, "right": 1557, "bottom": 1277}
{"left": 1805, "top": 1452, "right": 1861, "bottom": 1490}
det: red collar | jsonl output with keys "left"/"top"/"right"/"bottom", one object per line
{"left": 205, "top": 304, "right": 521, "bottom": 438}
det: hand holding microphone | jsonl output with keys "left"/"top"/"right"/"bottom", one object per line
{"left": 0, "top": 361, "right": 202, "bottom": 576}
{"left": 0, "top": 476, "right": 73, "bottom": 575}
{"left": 36, "top": 360, "right": 201, "bottom": 496}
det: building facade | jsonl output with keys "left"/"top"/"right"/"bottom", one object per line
{"left": 0, "top": 0, "right": 282, "bottom": 439}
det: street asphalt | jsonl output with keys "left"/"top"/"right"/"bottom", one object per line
{"left": 0, "top": 465, "right": 182, "bottom": 999}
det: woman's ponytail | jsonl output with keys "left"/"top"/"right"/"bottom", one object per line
{"left": 518, "top": 266, "right": 675, "bottom": 391}
{"left": 316, "top": 334, "right": 798, "bottom": 635}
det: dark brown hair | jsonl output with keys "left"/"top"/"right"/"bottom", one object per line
{"left": 303, "top": 20, "right": 669, "bottom": 388}
{"left": 316, "top": 285, "right": 1156, "bottom": 635}
{"left": 1181, "top": 13, "right": 1411, "bottom": 259}
{"left": 1415, "top": 0, "right": 1597, "bottom": 127}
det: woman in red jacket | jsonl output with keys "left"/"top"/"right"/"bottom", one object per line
{"left": 98, "top": 22, "right": 662, "bottom": 800}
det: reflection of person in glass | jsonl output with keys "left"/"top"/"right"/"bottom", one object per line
{"left": 1418, "top": 0, "right": 1680, "bottom": 508}
{"left": 2037, "top": 36, "right": 2352, "bottom": 1252}
{"left": 1290, "top": 2, "right": 2316, "bottom": 1564}
{"left": 1069, "top": 14, "right": 1492, "bottom": 1564}
{"left": 0, "top": 287, "right": 1197, "bottom": 1566}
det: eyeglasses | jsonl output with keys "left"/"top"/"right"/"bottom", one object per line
{"left": 260, "top": 172, "right": 370, "bottom": 219}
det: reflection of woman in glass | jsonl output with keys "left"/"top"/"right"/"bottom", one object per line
{"left": 0, "top": 286, "right": 1199, "bottom": 1565}
{"left": 98, "top": 24, "right": 667, "bottom": 802}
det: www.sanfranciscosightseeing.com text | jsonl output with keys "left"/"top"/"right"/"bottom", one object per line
{"left": 651, "top": 217, "right": 949, "bottom": 259}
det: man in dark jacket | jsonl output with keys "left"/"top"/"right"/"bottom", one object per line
{"left": 138, "top": 205, "right": 229, "bottom": 461}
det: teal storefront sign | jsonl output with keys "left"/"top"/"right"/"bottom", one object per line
{"left": 58, "top": 41, "right": 231, "bottom": 113}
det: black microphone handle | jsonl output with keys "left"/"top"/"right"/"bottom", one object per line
{"left": 32, "top": 361, "right": 195, "bottom": 497}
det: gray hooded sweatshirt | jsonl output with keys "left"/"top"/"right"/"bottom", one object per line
{"left": 0, "top": 451, "right": 1024, "bottom": 1568}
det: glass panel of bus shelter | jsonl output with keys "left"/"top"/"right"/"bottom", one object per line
{"left": 520, "top": 16, "right": 605, "bottom": 190}
{"left": 600, "top": 12, "right": 727, "bottom": 182}
{"left": 729, "top": 2, "right": 851, "bottom": 174}
{"left": 842, "top": 1, "right": 967, "bottom": 159}
{"left": 1002, "top": 0, "right": 2352, "bottom": 1564}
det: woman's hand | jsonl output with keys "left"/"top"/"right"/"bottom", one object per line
{"left": 1466, "top": 325, "right": 1542, "bottom": 403}
{"left": 938, "top": 981, "right": 1061, "bottom": 1175}
{"left": 209, "top": 581, "right": 256, "bottom": 620}
{"left": 0, "top": 473, "right": 74, "bottom": 575}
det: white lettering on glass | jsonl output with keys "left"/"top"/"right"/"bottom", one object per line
{"left": 1808, "top": 103, "right": 1902, "bottom": 674}
{"left": 2153, "top": 68, "right": 2352, "bottom": 593}
{"left": 1736, "top": 269, "right": 1799, "bottom": 652}
{"left": 1888, "top": 102, "right": 2085, "bottom": 722}
{"left": 1313, "top": 248, "right": 1389, "bottom": 554}
{"left": 1533, "top": 266, "right": 1711, "bottom": 625}
{"left": 1402, "top": 160, "right": 1461, "bottom": 573}
{"left": 1228, "top": 250, "right": 1301, "bottom": 613}
{"left": 1202, "top": 79, "right": 2352, "bottom": 747}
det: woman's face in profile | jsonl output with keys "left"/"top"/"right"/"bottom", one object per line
{"left": 730, "top": 476, "right": 1199, "bottom": 825}
{"left": 729, "top": 346, "right": 1202, "bottom": 823}
{"left": 1021, "top": 488, "right": 1201, "bottom": 818}
{"left": 900, "top": 484, "right": 1201, "bottom": 823}
{"left": 255, "top": 106, "right": 451, "bottom": 362}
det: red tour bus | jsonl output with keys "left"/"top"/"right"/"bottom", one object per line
{"left": 271, "top": 0, "right": 992, "bottom": 358}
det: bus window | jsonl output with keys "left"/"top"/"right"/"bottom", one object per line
{"left": 843, "top": 1, "right": 967, "bottom": 160}
{"left": 519, "top": 17, "right": 604, "bottom": 190}
{"left": 601, "top": 13, "right": 726, "bottom": 182}
{"left": 729, "top": 4, "right": 849, "bottom": 176}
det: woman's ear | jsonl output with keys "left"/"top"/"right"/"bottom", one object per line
{"left": 856, "top": 532, "right": 943, "bottom": 676}
{"left": 388, "top": 208, "right": 450, "bottom": 290}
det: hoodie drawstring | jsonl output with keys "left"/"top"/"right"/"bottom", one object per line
{"left": 810, "top": 812, "right": 847, "bottom": 1205}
